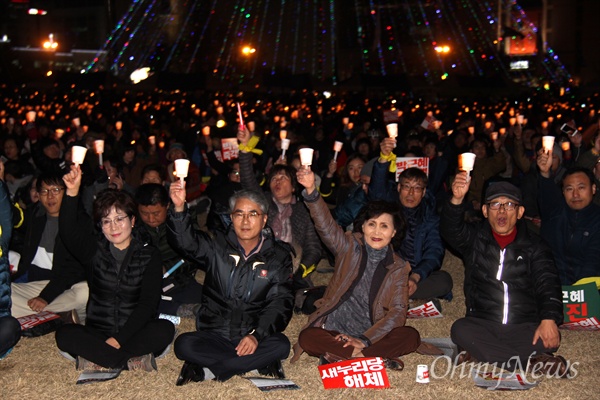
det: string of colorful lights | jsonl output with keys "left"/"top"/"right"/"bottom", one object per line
{"left": 85, "top": 0, "right": 571, "bottom": 90}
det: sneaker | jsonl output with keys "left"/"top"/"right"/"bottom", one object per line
{"left": 257, "top": 359, "right": 285, "bottom": 379}
{"left": 175, "top": 361, "right": 205, "bottom": 386}
{"left": 76, "top": 356, "right": 115, "bottom": 372}
{"left": 127, "top": 353, "right": 157, "bottom": 372}
{"left": 528, "top": 353, "right": 571, "bottom": 378}
{"left": 383, "top": 357, "right": 404, "bottom": 371}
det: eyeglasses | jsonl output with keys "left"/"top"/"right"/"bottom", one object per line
{"left": 487, "top": 201, "right": 519, "bottom": 211}
{"left": 101, "top": 215, "right": 130, "bottom": 229}
{"left": 38, "top": 187, "right": 63, "bottom": 197}
{"left": 399, "top": 184, "right": 425, "bottom": 194}
{"left": 231, "top": 211, "right": 262, "bottom": 221}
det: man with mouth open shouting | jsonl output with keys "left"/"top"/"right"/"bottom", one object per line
{"left": 440, "top": 174, "right": 570, "bottom": 377}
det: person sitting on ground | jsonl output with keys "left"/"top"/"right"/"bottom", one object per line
{"left": 135, "top": 183, "right": 203, "bottom": 316}
{"left": 10, "top": 171, "right": 88, "bottom": 322}
{"left": 370, "top": 138, "right": 452, "bottom": 300}
{"left": 0, "top": 164, "right": 20, "bottom": 360}
{"left": 441, "top": 176, "right": 568, "bottom": 375}
{"left": 291, "top": 167, "right": 423, "bottom": 370}
{"left": 55, "top": 166, "right": 174, "bottom": 372}
{"left": 537, "top": 152, "right": 600, "bottom": 285}
{"left": 167, "top": 185, "right": 294, "bottom": 385}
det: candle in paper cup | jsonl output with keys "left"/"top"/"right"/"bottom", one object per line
{"left": 94, "top": 140, "right": 105, "bottom": 154}
{"left": 459, "top": 152, "right": 476, "bottom": 175}
{"left": 115, "top": 121, "right": 122, "bottom": 130}
{"left": 542, "top": 136, "right": 555, "bottom": 153}
{"left": 490, "top": 132, "right": 498, "bottom": 141}
{"left": 433, "top": 120, "right": 442, "bottom": 130}
{"left": 281, "top": 138, "right": 290, "bottom": 151}
{"left": 499, "top": 127, "right": 506, "bottom": 136}
{"left": 55, "top": 129, "right": 65, "bottom": 139}
{"left": 279, "top": 130, "right": 287, "bottom": 140}
{"left": 467, "top": 126, "right": 475, "bottom": 135}
{"left": 386, "top": 123, "right": 398, "bottom": 138}
{"left": 174, "top": 159, "right": 190, "bottom": 178}
{"left": 148, "top": 135, "right": 156, "bottom": 145}
{"left": 561, "top": 141, "right": 570, "bottom": 151}
{"left": 509, "top": 117, "right": 516, "bottom": 126}
{"left": 416, "top": 364, "right": 430, "bottom": 384}
{"left": 26, "top": 111, "right": 36, "bottom": 123}
{"left": 517, "top": 115, "right": 524, "bottom": 125}
{"left": 548, "top": 116, "right": 554, "bottom": 123}
{"left": 333, "top": 141, "right": 343, "bottom": 161}
{"left": 201, "top": 126, "right": 210, "bottom": 136}
{"left": 73, "top": 117, "right": 81, "bottom": 127}
{"left": 71, "top": 146, "right": 88, "bottom": 165}
{"left": 247, "top": 121, "right": 255, "bottom": 132}
{"left": 541, "top": 121, "right": 548, "bottom": 129}
{"left": 299, "top": 148, "right": 314, "bottom": 166}
{"left": 342, "top": 117, "right": 349, "bottom": 125}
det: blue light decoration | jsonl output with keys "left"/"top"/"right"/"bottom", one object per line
{"left": 84, "top": 0, "right": 570, "bottom": 89}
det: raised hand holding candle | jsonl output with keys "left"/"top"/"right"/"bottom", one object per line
{"left": 94, "top": 140, "right": 105, "bottom": 166}
{"left": 542, "top": 136, "right": 555, "bottom": 153}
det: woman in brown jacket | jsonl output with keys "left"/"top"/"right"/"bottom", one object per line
{"left": 292, "top": 167, "right": 421, "bottom": 369}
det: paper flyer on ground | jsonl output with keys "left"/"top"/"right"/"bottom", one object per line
{"left": 407, "top": 301, "right": 443, "bottom": 319}
{"left": 472, "top": 370, "right": 537, "bottom": 391}
{"left": 245, "top": 377, "right": 300, "bottom": 392}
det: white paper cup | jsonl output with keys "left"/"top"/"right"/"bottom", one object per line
{"left": 509, "top": 117, "right": 516, "bottom": 126}
{"left": 247, "top": 121, "right": 255, "bottom": 132}
{"left": 26, "top": 111, "right": 36, "bottom": 123}
{"left": 333, "top": 141, "right": 343, "bottom": 153}
{"left": 416, "top": 364, "right": 430, "bottom": 383}
{"left": 94, "top": 140, "right": 105, "bottom": 154}
{"left": 433, "top": 120, "right": 442, "bottom": 130}
{"left": 467, "top": 126, "right": 475, "bottom": 135}
{"left": 201, "top": 126, "right": 210, "bottom": 136}
{"left": 517, "top": 115, "right": 524, "bottom": 125}
{"left": 561, "top": 141, "right": 570, "bottom": 151}
{"left": 73, "top": 117, "right": 81, "bottom": 127}
{"left": 281, "top": 138, "right": 290, "bottom": 150}
{"left": 459, "top": 152, "right": 476, "bottom": 172}
{"left": 174, "top": 159, "right": 190, "bottom": 178}
{"left": 279, "top": 130, "right": 287, "bottom": 140}
{"left": 542, "top": 136, "right": 555, "bottom": 153}
{"left": 386, "top": 123, "right": 398, "bottom": 139}
{"left": 490, "top": 132, "right": 498, "bottom": 141}
{"left": 299, "top": 148, "right": 314, "bottom": 166}
{"left": 342, "top": 117, "right": 350, "bottom": 125}
{"left": 115, "top": 121, "right": 122, "bottom": 130}
{"left": 55, "top": 129, "right": 65, "bottom": 139}
{"left": 71, "top": 146, "right": 88, "bottom": 165}
{"left": 148, "top": 135, "right": 156, "bottom": 145}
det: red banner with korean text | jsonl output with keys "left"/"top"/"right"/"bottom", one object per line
{"left": 395, "top": 157, "right": 429, "bottom": 181}
{"left": 319, "top": 357, "right": 390, "bottom": 389}
{"left": 560, "top": 282, "right": 600, "bottom": 331}
{"left": 220, "top": 138, "right": 239, "bottom": 161}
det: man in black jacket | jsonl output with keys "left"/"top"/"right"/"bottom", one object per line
{"left": 440, "top": 173, "right": 568, "bottom": 376}
{"left": 167, "top": 185, "right": 294, "bottom": 385}
{"left": 11, "top": 172, "right": 88, "bottom": 321}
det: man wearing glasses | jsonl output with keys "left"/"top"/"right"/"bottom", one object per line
{"left": 11, "top": 171, "right": 88, "bottom": 322}
{"left": 167, "top": 185, "right": 293, "bottom": 385}
{"left": 441, "top": 174, "right": 568, "bottom": 376}
{"left": 370, "top": 137, "right": 452, "bottom": 301}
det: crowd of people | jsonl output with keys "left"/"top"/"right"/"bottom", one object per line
{"left": 0, "top": 85, "right": 598, "bottom": 383}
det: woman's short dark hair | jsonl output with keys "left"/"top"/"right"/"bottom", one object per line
{"left": 93, "top": 189, "right": 138, "bottom": 225}
{"left": 267, "top": 164, "right": 298, "bottom": 194}
{"left": 353, "top": 201, "right": 406, "bottom": 249}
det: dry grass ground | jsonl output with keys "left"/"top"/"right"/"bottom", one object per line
{"left": 1, "top": 250, "right": 598, "bottom": 399}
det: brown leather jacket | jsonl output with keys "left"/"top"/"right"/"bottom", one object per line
{"left": 291, "top": 192, "right": 410, "bottom": 362}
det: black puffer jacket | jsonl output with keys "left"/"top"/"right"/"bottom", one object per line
{"left": 59, "top": 195, "right": 162, "bottom": 343}
{"left": 167, "top": 206, "right": 294, "bottom": 342}
{"left": 440, "top": 200, "right": 563, "bottom": 326}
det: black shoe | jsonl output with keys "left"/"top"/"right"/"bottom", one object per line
{"left": 257, "top": 359, "right": 285, "bottom": 379}
{"left": 176, "top": 362, "right": 205, "bottom": 386}
{"left": 383, "top": 357, "right": 404, "bottom": 371}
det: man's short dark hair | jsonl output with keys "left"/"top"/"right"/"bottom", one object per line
{"left": 398, "top": 167, "right": 428, "bottom": 186}
{"left": 561, "top": 167, "right": 595, "bottom": 188}
{"left": 135, "top": 183, "right": 170, "bottom": 207}
{"left": 36, "top": 171, "right": 66, "bottom": 192}
{"left": 140, "top": 164, "right": 164, "bottom": 180}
